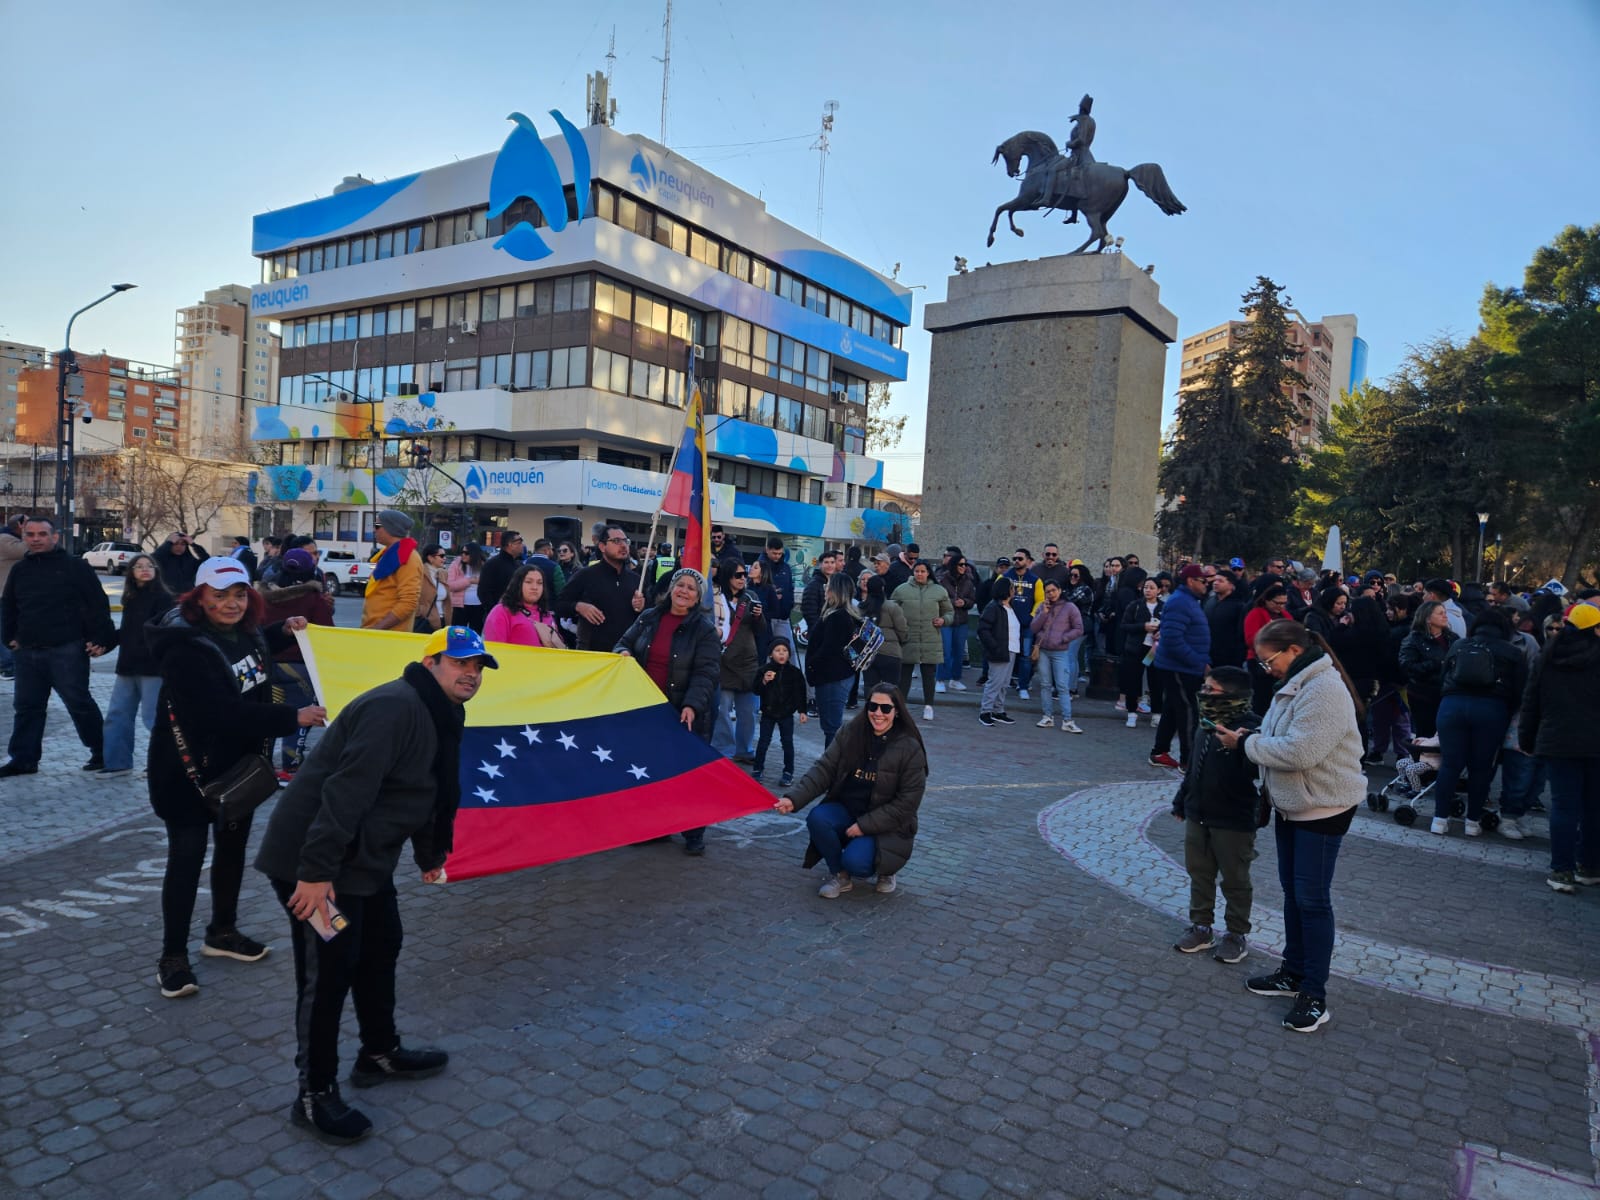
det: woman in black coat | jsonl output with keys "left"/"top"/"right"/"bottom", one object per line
{"left": 148, "top": 561, "right": 326, "bottom": 1000}
{"left": 1118, "top": 578, "right": 1165, "bottom": 727}
{"left": 102, "top": 554, "right": 173, "bottom": 775}
{"left": 615, "top": 568, "right": 722, "bottom": 854}
{"left": 1519, "top": 607, "right": 1600, "bottom": 891}
{"left": 775, "top": 684, "right": 927, "bottom": 898}
{"left": 1398, "top": 600, "right": 1459, "bottom": 738}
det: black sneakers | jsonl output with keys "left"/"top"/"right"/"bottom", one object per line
{"left": 350, "top": 1044, "right": 449, "bottom": 1089}
{"left": 978, "top": 712, "right": 996, "bottom": 727}
{"left": 992, "top": 711, "right": 1016, "bottom": 725}
{"left": 82, "top": 755, "right": 105, "bottom": 771}
{"left": 0, "top": 760, "right": 38, "bottom": 778}
{"left": 157, "top": 956, "right": 199, "bottom": 999}
{"left": 1245, "top": 967, "right": 1302, "bottom": 997}
{"left": 202, "top": 929, "right": 270, "bottom": 962}
{"left": 1282, "top": 995, "right": 1330, "bottom": 1033}
{"left": 290, "top": 1083, "right": 373, "bottom": 1143}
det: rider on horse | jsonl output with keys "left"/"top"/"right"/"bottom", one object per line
{"left": 1054, "top": 95, "right": 1096, "bottom": 224}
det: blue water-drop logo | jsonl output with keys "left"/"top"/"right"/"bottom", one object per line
{"left": 630, "top": 150, "right": 658, "bottom": 196}
{"left": 463, "top": 464, "right": 488, "bottom": 501}
{"left": 488, "top": 109, "right": 593, "bottom": 263}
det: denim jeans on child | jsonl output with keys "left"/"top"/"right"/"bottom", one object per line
{"left": 754, "top": 713, "right": 795, "bottom": 776}
{"left": 102, "top": 674, "right": 162, "bottom": 772}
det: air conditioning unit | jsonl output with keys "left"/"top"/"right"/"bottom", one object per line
{"left": 463, "top": 230, "right": 479, "bottom": 242}
{"left": 460, "top": 319, "right": 477, "bottom": 334}
{"left": 822, "top": 487, "right": 846, "bottom": 506}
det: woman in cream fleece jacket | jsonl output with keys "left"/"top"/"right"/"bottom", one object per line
{"left": 1216, "top": 618, "right": 1364, "bottom": 1034}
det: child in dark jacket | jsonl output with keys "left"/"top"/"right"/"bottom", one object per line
{"left": 753, "top": 639, "right": 808, "bottom": 787}
{"left": 1170, "top": 666, "right": 1262, "bottom": 964}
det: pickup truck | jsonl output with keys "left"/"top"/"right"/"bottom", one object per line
{"left": 82, "top": 541, "right": 143, "bottom": 574}
{"left": 321, "top": 551, "right": 375, "bottom": 596}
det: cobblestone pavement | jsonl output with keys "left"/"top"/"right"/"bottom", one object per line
{"left": 3, "top": 669, "right": 1598, "bottom": 1199}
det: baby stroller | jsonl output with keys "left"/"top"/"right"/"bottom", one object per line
{"left": 1370, "top": 735, "right": 1497, "bottom": 830}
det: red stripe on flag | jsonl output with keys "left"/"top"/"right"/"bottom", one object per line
{"left": 445, "top": 757, "right": 776, "bottom": 880}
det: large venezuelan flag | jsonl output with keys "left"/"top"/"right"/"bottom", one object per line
{"left": 295, "top": 626, "right": 775, "bottom": 880}
{"left": 661, "top": 384, "right": 712, "bottom": 577}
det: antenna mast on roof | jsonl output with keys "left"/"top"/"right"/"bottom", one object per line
{"left": 586, "top": 27, "right": 619, "bottom": 128}
{"left": 812, "top": 100, "right": 838, "bottom": 236}
{"left": 656, "top": 0, "right": 673, "bottom": 146}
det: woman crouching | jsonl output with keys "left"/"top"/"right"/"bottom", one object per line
{"left": 774, "top": 684, "right": 927, "bottom": 898}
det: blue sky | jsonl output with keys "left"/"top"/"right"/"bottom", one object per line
{"left": 2, "top": 0, "right": 1595, "bottom": 492}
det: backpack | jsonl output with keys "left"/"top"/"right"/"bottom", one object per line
{"left": 1449, "top": 639, "right": 1498, "bottom": 689}
{"left": 846, "top": 617, "right": 886, "bottom": 675}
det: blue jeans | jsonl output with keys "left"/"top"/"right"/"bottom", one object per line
{"left": 1011, "top": 629, "right": 1035, "bottom": 690}
{"left": 1433, "top": 694, "right": 1511, "bottom": 822}
{"left": 937, "top": 625, "right": 969, "bottom": 683}
{"left": 272, "top": 662, "right": 314, "bottom": 770}
{"left": 1498, "top": 748, "right": 1544, "bottom": 820}
{"left": 9, "top": 642, "right": 104, "bottom": 765}
{"left": 1037, "top": 649, "right": 1075, "bottom": 719}
{"left": 813, "top": 678, "right": 850, "bottom": 748}
{"left": 805, "top": 801, "right": 878, "bottom": 877}
{"left": 1064, "top": 636, "right": 1086, "bottom": 688}
{"left": 1275, "top": 815, "right": 1344, "bottom": 1000}
{"left": 713, "top": 688, "right": 759, "bottom": 757}
{"left": 1545, "top": 758, "right": 1600, "bottom": 874}
{"left": 102, "top": 674, "right": 162, "bottom": 771}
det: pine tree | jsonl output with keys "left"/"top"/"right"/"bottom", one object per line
{"left": 1158, "top": 276, "right": 1305, "bottom": 562}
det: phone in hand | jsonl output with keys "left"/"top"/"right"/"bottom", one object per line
{"left": 307, "top": 901, "right": 349, "bottom": 942}
{"left": 1198, "top": 715, "right": 1218, "bottom": 731}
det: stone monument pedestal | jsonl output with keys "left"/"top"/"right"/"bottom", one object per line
{"left": 917, "top": 254, "right": 1176, "bottom": 569}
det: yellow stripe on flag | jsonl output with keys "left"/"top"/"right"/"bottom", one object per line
{"left": 295, "top": 626, "right": 668, "bottom": 726}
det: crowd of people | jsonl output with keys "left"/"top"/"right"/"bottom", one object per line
{"left": 0, "top": 509, "right": 1594, "bottom": 1125}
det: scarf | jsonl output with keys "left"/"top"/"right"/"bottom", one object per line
{"left": 1276, "top": 643, "right": 1326, "bottom": 691}
{"left": 403, "top": 661, "right": 465, "bottom": 862}
{"left": 372, "top": 537, "right": 418, "bottom": 581}
{"left": 1197, "top": 692, "right": 1252, "bottom": 729}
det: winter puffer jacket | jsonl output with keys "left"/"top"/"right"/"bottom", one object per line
{"left": 891, "top": 579, "right": 953, "bottom": 665}
{"left": 615, "top": 606, "right": 722, "bottom": 738}
{"left": 1519, "top": 627, "right": 1600, "bottom": 758}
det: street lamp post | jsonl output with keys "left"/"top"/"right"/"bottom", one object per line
{"left": 56, "top": 284, "right": 136, "bottom": 552}
{"left": 1475, "top": 511, "right": 1489, "bottom": 584}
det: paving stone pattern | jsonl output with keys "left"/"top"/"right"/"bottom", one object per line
{"left": 2, "top": 672, "right": 1597, "bottom": 1199}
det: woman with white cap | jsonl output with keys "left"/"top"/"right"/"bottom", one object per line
{"left": 146, "top": 557, "right": 327, "bottom": 999}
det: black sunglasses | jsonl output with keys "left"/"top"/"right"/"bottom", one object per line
{"left": 1012, "top": 556, "right": 1026, "bottom": 563}
{"left": 731, "top": 571, "right": 746, "bottom": 578}
{"left": 864, "top": 701, "right": 895, "bottom": 714}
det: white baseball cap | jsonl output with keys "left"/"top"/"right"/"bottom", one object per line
{"left": 194, "top": 557, "right": 252, "bottom": 591}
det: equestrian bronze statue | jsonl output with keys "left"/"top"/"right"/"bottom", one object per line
{"left": 987, "top": 96, "right": 1186, "bottom": 254}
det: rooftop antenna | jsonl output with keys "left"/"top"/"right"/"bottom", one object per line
{"left": 655, "top": 0, "right": 673, "bottom": 146}
{"left": 812, "top": 100, "right": 838, "bottom": 236}
{"left": 606, "top": 24, "right": 616, "bottom": 86}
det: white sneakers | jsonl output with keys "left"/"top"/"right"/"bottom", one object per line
{"left": 935, "top": 680, "right": 947, "bottom": 694}
{"left": 922, "top": 705, "right": 933, "bottom": 721}
{"left": 949, "top": 680, "right": 968, "bottom": 692}
{"left": 1463, "top": 819, "right": 1482, "bottom": 837}
{"left": 1430, "top": 817, "right": 1450, "bottom": 835}
{"left": 1018, "top": 688, "right": 1030, "bottom": 700}
{"left": 1061, "top": 721, "right": 1083, "bottom": 734}
{"left": 1499, "top": 816, "right": 1525, "bottom": 840}
{"left": 1125, "top": 713, "right": 1139, "bottom": 728}
{"left": 1037, "top": 716, "right": 1055, "bottom": 728}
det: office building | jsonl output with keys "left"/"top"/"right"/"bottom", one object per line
{"left": 1177, "top": 310, "right": 1362, "bottom": 451}
{"left": 247, "top": 105, "right": 912, "bottom": 557}
{"left": 175, "top": 285, "right": 280, "bottom": 456}
{"left": 14, "top": 354, "right": 174, "bottom": 448}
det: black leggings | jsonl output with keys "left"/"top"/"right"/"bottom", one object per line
{"left": 898, "top": 662, "right": 937, "bottom": 704}
{"left": 162, "top": 818, "right": 252, "bottom": 958}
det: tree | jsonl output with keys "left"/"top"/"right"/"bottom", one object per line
{"left": 1479, "top": 223, "right": 1600, "bottom": 586}
{"left": 1157, "top": 276, "right": 1304, "bottom": 561}
{"left": 121, "top": 444, "right": 251, "bottom": 545}
{"left": 865, "top": 382, "right": 906, "bottom": 452}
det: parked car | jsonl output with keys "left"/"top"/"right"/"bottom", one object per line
{"left": 321, "top": 550, "right": 375, "bottom": 596}
{"left": 82, "top": 541, "right": 143, "bottom": 574}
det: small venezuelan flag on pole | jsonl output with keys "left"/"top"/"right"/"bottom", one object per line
{"left": 661, "top": 382, "right": 711, "bottom": 577}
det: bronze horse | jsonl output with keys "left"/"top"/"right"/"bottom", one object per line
{"left": 987, "top": 131, "right": 1185, "bottom": 254}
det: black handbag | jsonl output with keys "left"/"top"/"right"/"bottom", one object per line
{"left": 166, "top": 701, "right": 279, "bottom": 827}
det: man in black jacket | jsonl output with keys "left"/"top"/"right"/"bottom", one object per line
{"left": 0, "top": 517, "right": 116, "bottom": 775}
{"left": 151, "top": 530, "right": 210, "bottom": 593}
{"left": 476, "top": 531, "right": 526, "bottom": 611}
{"left": 255, "top": 625, "right": 498, "bottom": 1144}
{"left": 555, "top": 524, "right": 644, "bottom": 652}
{"left": 1206, "top": 570, "right": 1250, "bottom": 668}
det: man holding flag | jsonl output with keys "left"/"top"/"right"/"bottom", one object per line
{"left": 255, "top": 626, "right": 497, "bottom": 1144}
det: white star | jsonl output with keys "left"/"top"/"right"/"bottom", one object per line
{"left": 521, "top": 725, "right": 542, "bottom": 745}
{"left": 473, "top": 785, "right": 499, "bottom": 803}
{"left": 592, "top": 746, "right": 613, "bottom": 763}
{"left": 557, "top": 731, "right": 578, "bottom": 751}
{"left": 477, "top": 760, "right": 503, "bottom": 779}
{"left": 494, "top": 738, "right": 517, "bottom": 759}
{"left": 628, "top": 764, "right": 649, "bottom": 780}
